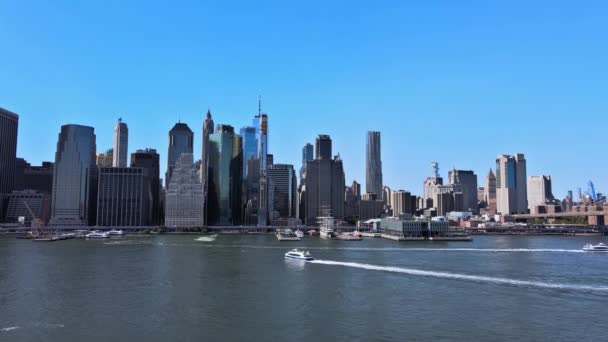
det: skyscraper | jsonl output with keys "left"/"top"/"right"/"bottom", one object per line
{"left": 267, "top": 164, "right": 297, "bottom": 219}
{"left": 496, "top": 154, "right": 527, "bottom": 215}
{"left": 112, "top": 118, "right": 128, "bottom": 167}
{"left": 131, "top": 149, "right": 161, "bottom": 225}
{"left": 0, "top": 108, "right": 18, "bottom": 195}
{"left": 527, "top": 175, "right": 554, "bottom": 213}
{"left": 448, "top": 168, "right": 478, "bottom": 212}
{"left": 49, "top": 124, "right": 97, "bottom": 226}
{"left": 315, "top": 135, "right": 332, "bottom": 160}
{"left": 207, "top": 125, "right": 243, "bottom": 225}
{"left": 484, "top": 169, "right": 497, "bottom": 214}
{"left": 366, "top": 131, "right": 383, "bottom": 199}
{"left": 201, "top": 111, "right": 215, "bottom": 225}
{"left": 166, "top": 122, "right": 193, "bottom": 189}
{"left": 164, "top": 153, "right": 204, "bottom": 228}
{"left": 304, "top": 135, "right": 345, "bottom": 224}
{"left": 300, "top": 143, "right": 314, "bottom": 181}
{"left": 256, "top": 107, "right": 269, "bottom": 226}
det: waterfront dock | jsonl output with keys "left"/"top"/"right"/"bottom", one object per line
{"left": 360, "top": 232, "right": 381, "bottom": 238}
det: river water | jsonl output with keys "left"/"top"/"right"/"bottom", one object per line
{"left": 1, "top": 234, "right": 607, "bottom": 341}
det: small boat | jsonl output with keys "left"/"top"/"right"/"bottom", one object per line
{"left": 353, "top": 230, "right": 362, "bottom": 238}
{"left": 85, "top": 231, "right": 110, "bottom": 239}
{"left": 295, "top": 230, "right": 304, "bottom": 238}
{"left": 108, "top": 229, "right": 124, "bottom": 236}
{"left": 284, "top": 249, "right": 314, "bottom": 261}
{"left": 582, "top": 243, "right": 608, "bottom": 252}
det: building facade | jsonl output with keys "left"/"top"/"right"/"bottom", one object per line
{"left": 165, "top": 153, "right": 204, "bottom": 227}
{"left": 131, "top": 149, "right": 161, "bottom": 225}
{"left": 366, "top": 131, "right": 383, "bottom": 199}
{"left": 207, "top": 125, "right": 243, "bottom": 226}
{"left": 300, "top": 143, "right": 314, "bottom": 181}
{"left": 14, "top": 159, "right": 53, "bottom": 194}
{"left": 391, "top": 190, "right": 413, "bottom": 217}
{"left": 496, "top": 154, "right": 527, "bottom": 215}
{"left": 112, "top": 118, "right": 128, "bottom": 167}
{"left": 527, "top": 175, "right": 554, "bottom": 214}
{"left": 49, "top": 124, "right": 97, "bottom": 226}
{"left": 97, "top": 167, "right": 146, "bottom": 226}
{"left": 4, "top": 190, "right": 50, "bottom": 226}
{"left": 0, "top": 108, "right": 18, "bottom": 195}
{"left": 166, "top": 122, "right": 194, "bottom": 190}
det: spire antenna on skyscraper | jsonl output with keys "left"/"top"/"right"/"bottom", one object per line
{"left": 258, "top": 94, "right": 262, "bottom": 116}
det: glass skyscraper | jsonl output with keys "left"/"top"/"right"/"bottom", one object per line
{"left": 207, "top": 125, "right": 243, "bottom": 225}
{"left": 49, "top": 124, "right": 97, "bottom": 226}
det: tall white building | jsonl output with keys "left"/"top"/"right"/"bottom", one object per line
{"left": 112, "top": 118, "right": 128, "bottom": 167}
{"left": 164, "top": 153, "right": 204, "bottom": 228}
{"left": 527, "top": 175, "right": 553, "bottom": 213}
{"left": 495, "top": 154, "right": 527, "bottom": 215}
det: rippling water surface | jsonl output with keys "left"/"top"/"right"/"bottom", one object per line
{"left": 1, "top": 234, "right": 607, "bottom": 341}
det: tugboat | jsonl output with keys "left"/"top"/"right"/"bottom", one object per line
{"left": 582, "top": 243, "right": 608, "bottom": 252}
{"left": 284, "top": 249, "right": 314, "bottom": 261}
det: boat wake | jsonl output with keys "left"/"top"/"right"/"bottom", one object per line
{"left": 200, "top": 245, "right": 583, "bottom": 253}
{"left": 309, "top": 260, "right": 608, "bottom": 292}
{"left": 195, "top": 235, "right": 218, "bottom": 242}
{"left": 1, "top": 326, "right": 19, "bottom": 332}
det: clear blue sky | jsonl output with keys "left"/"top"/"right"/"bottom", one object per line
{"left": 1, "top": 0, "right": 606, "bottom": 198}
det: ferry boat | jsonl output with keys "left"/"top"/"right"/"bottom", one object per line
{"left": 284, "top": 249, "right": 314, "bottom": 261}
{"left": 85, "top": 231, "right": 110, "bottom": 239}
{"left": 582, "top": 243, "right": 608, "bottom": 252}
{"left": 108, "top": 229, "right": 124, "bottom": 236}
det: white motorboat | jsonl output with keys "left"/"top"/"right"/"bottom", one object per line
{"left": 284, "top": 249, "right": 314, "bottom": 261}
{"left": 318, "top": 216, "right": 336, "bottom": 239}
{"left": 295, "top": 230, "right": 304, "bottom": 238}
{"left": 108, "top": 229, "right": 124, "bottom": 236}
{"left": 582, "top": 243, "right": 608, "bottom": 252}
{"left": 86, "top": 231, "right": 110, "bottom": 239}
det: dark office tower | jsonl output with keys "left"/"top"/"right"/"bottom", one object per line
{"left": 97, "top": 167, "right": 145, "bottom": 226}
{"left": 448, "top": 168, "right": 479, "bottom": 213}
{"left": 166, "top": 122, "right": 193, "bottom": 189}
{"left": 366, "top": 131, "right": 383, "bottom": 199}
{"left": 207, "top": 125, "right": 243, "bottom": 225}
{"left": 266, "top": 154, "right": 274, "bottom": 168}
{"left": 351, "top": 181, "right": 361, "bottom": 201}
{"left": 49, "top": 124, "right": 97, "bottom": 226}
{"left": 267, "top": 164, "right": 297, "bottom": 219}
{"left": 300, "top": 143, "right": 314, "bottom": 181}
{"left": 304, "top": 135, "right": 345, "bottom": 225}
{"left": 14, "top": 158, "right": 54, "bottom": 194}
{"left": 0, "top": 108, "right": 18, "bottom": 195}
{"left": 131, "top": 149, "right": 160, "bottom": 225}
{"left": 315, "top": 135, "right": 332, "bottom": 160}
{"left": 112, "top": 118, "right": 128, "bottom": 167}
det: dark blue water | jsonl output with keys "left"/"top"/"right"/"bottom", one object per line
{"left": 1, "top": 234, "right": 607, "bottom": 341}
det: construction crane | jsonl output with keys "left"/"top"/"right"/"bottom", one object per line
{"left": 21, "top": 199, "right": 45, "bottom": 232}
{"left": 588, "top": 181, "right": 597, "bottom": 202}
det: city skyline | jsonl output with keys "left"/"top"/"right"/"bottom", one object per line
{"left": 2, "top": 1, "right": 607, "bottom": 197}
